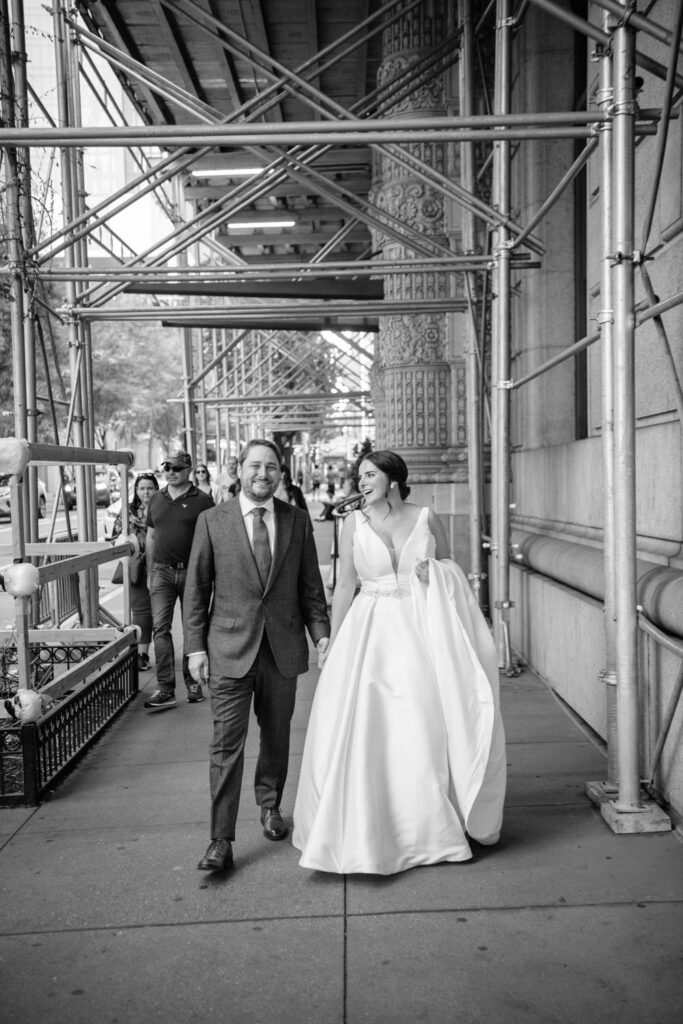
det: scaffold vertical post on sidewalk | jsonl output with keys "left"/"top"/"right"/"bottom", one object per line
{"left": 600, "top": 3, "right": 670, "bottom": 835}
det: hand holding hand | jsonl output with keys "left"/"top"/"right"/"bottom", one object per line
{"left": 188, "top": 652, "right": 209, "bottom": 683}
{"left": 317, "top": 637, "right": 330, "bottom": 669}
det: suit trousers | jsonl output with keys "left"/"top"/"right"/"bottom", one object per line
{"left": 208, "top": 634, "right": 297, "bottom": 841}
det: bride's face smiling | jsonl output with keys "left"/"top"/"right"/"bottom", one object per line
{"left": 358, "top": 460, "right": 390, "bottom": 507}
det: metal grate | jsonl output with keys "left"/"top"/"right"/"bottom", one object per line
{"left": 0, "top": 646, "right": 138, "bottom": 806}
{"left": 0, "top": 641, "right": 108, "bottom": 697}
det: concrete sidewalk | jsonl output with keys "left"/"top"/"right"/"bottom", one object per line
{"left": 1, "top": 516, "right": 682, "bottom": 1023}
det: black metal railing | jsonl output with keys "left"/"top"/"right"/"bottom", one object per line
{"left": 0, "top": 645, "right": 137, "bottom": 806}
{"left": 0, "top": 639, "right": 107, "bottom": 695}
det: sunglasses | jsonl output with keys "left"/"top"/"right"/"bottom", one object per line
{"left": 196, "top": 469, "right": 208, "bottom": 474}
{"left": 162, "top": 462, "right": 188, "bottom": 472}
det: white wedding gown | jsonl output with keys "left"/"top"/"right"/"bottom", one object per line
{"left": 292, "top": 508, "right": 506, "bottom": 875}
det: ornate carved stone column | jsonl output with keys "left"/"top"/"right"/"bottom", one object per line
{"left": 370, "top": 1, "right": 465, "bottom": 502}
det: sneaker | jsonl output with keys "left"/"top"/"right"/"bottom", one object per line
{"left": 138, "top": 653, "right": 150, "bottom": 671}
{"left": 187, "top": 683, "right": 205, "bottom": 703}
{"left": 143, "top": 689, "right": 177, "bottom": 711}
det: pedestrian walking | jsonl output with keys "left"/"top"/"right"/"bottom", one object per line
{"left": 143, "top": 450, "right": 214, "bottom": 711}
{"left": 183, "top": 439, "right": 330, "bottom": 872}
{"left": 111, "top": 472, "right": 159, "bottom": 671}
{"left": 310, "top": 465, "right": 322, "bottom": 499}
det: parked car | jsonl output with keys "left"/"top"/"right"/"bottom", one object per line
{"left": 0, "top": 475, "right": 48, "bottom": 518}
{"left": 59, "top": 465, "right": 120, "bottom": 511}
{"left": 96, "top": 465, "right": 120, "bottom": 506}
{"left": 103, "top": 469, "right": 162, "bottom": 540}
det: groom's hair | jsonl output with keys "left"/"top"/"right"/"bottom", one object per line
{"left": 238, "top": 438, "right": 283, "bottom": 467}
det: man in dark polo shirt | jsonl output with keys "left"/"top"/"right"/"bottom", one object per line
{"left": 144, "top": 450, "right": 214, "bottom": 711}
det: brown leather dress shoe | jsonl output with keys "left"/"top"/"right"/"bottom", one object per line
{"left": 197, "top": 839, "right": 233, "bottom": 871}
{"left": 261, "top": 807, "right": 289, "bottom": 841}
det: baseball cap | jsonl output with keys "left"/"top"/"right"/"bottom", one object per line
{"left": 162, "top": 450, "right": 192, "bottom": 469}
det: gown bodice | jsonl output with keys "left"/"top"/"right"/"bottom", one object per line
{"left": 352, "top": 507, "right": 435, "bottom": 591}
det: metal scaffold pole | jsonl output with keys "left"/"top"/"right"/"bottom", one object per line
{"left": 0, "top": 0, "right": 32, "bottom": 677}
{"left": 459, "top": 0, "right": 486, "bottom": 610}
{"left": 600, "top": 4, "right": 669, "bottom": 834}
{"left": 584, "top": 15, "right": 620, "bottom": 808}
{"left": 52, "top": 0, "right": 98, "bottom": 624}
{"left": 598, "top": 17, "right": 619, "bottom": 793}
{"left": 490, "top": 0, "right": 516, "bottom": 672}
{"left": 10, "top": 0, "right": 40, "bottom": 554}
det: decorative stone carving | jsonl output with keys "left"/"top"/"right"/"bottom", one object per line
{"left": 374, "top": 181, "right": 444, "bottom": 232}
{"left": 384, "top": 271, "right": 448, "bottom": 303}
{"left": 381, "top": 365, "right": 450, "bottom": 449}
{"left": 370, "top": 1, "right": 465, "bottom": 470}
{"left": 454, "top": 360, "right": 467, "bottom": 448}
{"left": 383, "top": 4, "right": 440, "bottom": 55}
{"left": 379, "top": 314, "right": 445, "bottom": 367}
{"left": 378, "top": 56, "right": 444, "bottom": 115}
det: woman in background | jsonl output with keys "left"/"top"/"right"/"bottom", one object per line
{"left": 193, "top": 463, "right": 221, "bottom": 502}
{"left": 275, "top": 464, "right": 308, "bottom": 511}
{"left": 112, "top": 472, "right": 159, "bottom": 670}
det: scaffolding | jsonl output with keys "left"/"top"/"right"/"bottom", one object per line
{"left": 0, "top": 0, "right": 681, "bottom": 827}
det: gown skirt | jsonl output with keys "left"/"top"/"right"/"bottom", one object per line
{"left": 292, "top": 508, "right": 507, "bottom": 876}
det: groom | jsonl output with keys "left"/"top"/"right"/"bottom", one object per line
{"left": 184, "top": 439, "right": 330, "bottom": 871}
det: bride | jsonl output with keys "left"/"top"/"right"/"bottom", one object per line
{"left": 292, "top": 450, "right": 506, "bottom": 875}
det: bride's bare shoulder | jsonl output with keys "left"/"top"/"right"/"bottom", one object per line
{"left": 402, "top": 501, "right": 426, "bottom": 521}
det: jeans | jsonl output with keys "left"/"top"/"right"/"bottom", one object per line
{"left": 148, "top": 564, "right": 192, "bottom": 694}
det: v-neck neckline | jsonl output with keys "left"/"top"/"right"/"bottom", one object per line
{"left": 363, "top": 507, "right": 424, "bottom": 574}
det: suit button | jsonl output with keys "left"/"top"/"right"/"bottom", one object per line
{"left": 262, "top": 597, "right": 268, "bottom": 604}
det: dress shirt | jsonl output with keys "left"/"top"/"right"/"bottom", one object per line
{"left": 239, "top": 491, "right": 276, "bottom": 554}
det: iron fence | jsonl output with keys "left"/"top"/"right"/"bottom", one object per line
{"left": 0, "top": 645, "right": 137, "bottom": 806}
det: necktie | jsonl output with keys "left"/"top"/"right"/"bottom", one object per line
{"left": 251, "top": 507, "right": 272, "bottom": 586}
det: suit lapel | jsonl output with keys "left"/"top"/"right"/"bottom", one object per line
{"left": 268, "top": 500, "right": 294, "bottom": 590}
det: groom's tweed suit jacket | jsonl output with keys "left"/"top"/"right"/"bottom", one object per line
{"left": 183, "top": 496, "right": 329, "bottom": 678}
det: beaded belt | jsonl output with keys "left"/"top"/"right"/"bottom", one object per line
{"left": 154, "top": 560, "right": 187, "bottom": 570}
{"left": 360, "top": 584, "right": 410, "bottom": 599}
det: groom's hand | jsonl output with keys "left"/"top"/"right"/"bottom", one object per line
{"left": 188, "top": 652, "right": 209, "bottom": 682}
{"left": 316, "top": 637, "right": 330, "bottom": 669}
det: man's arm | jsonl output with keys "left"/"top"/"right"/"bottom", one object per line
{"left": 182, "top": 512, "right": 215, "bottom": 671}
{"left": 145, "top": 526, "right": 155, "bottom": 581}
{"left": 298, "top": 514, "right": 331, "bottom": 645}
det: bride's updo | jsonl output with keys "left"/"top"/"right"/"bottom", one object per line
{"left": 359, "top": 450, "right": 411, "bottom": 500}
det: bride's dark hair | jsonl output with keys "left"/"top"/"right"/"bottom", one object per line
{"left": 357, "top": 450, "right": 411, "bottom": 500}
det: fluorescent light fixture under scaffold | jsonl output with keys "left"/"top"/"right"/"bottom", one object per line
{"left": 189, "top": 167, "right": 266, "bottom": 178}
{"left": 226, "top": 217, "right": 297, "bottom": 230}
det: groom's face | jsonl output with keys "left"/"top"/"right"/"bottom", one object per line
{"left": 239, "top": 445, "right": 281, "bottom": 502}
